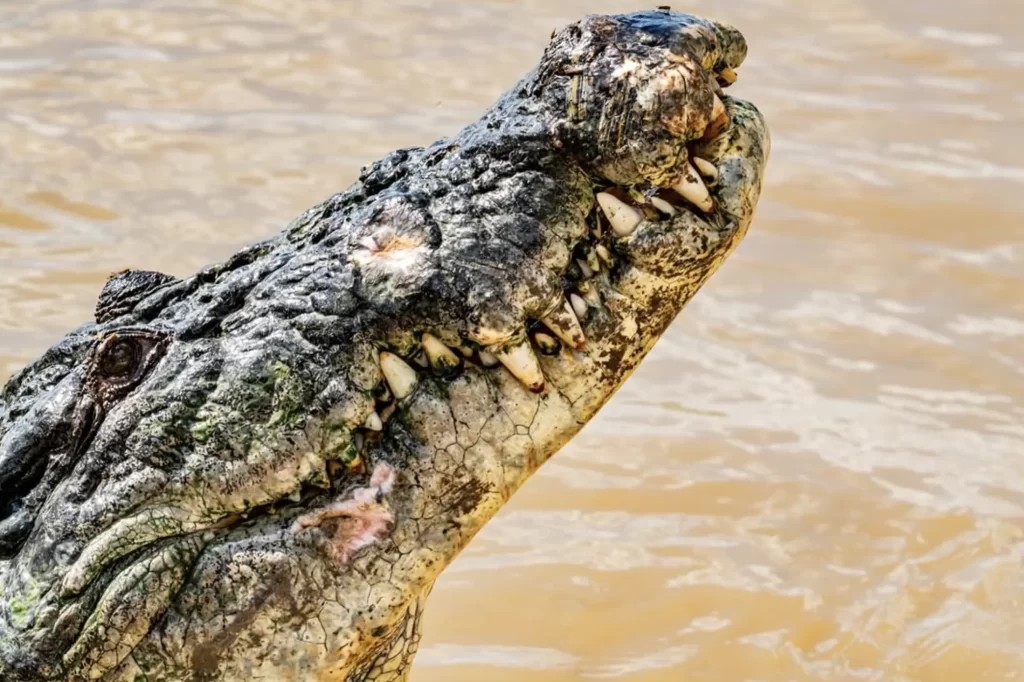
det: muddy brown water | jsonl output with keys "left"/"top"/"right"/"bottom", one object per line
{"left": 2, "top": 0, "right": 1023, "bottom": 679}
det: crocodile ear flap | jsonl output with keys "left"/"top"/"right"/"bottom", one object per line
{"left": 95, "top": 269, "right": 179, "bottom": 323}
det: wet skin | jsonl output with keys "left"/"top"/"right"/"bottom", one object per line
{"left": 0, "top": 10, "right": 769, "bottom": 681}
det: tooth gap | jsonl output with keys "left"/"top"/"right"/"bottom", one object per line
{"left": 600, "top": 186, "right": 633, "bottom": 203}
{"left": 532, "top": 332, "right": 562, "bottom": 356}
{"left": 372, "top": 381, "right": 392, "bottom": 404}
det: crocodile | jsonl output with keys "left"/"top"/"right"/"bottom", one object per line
{"left": 0, "top": 9, "right": 769, "bottom": 681}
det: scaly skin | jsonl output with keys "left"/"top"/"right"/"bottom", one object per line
{"left": 0, "top": 10, "right": 769, "bottom": 681}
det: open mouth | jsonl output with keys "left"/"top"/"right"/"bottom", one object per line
{"left": 1, "top": 11, "right": 768, "bottom": 681}
{"left": 63, "top": 55, "right": 753, "bottom": 645}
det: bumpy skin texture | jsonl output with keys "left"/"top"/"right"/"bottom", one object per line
{"left": 0, "top": 11, "right": 769, "bottom": 682}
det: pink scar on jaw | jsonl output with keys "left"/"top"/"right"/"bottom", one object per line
{"left": 292, "top": 463, "right": 396, "bottom": 564}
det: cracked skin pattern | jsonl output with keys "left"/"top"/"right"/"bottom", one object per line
{"left": 0, "top": 10, "right": 769, "bottom": 682}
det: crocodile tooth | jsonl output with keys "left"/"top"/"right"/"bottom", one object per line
{"left": 421, "top": 333, "right": 461, "bottom": 376}
{"left": 412, "top": 350, "right": 429, "bottom": 368}
{"left": 672, "top": 163, "right": 714, "bottom": 213}
{"left": 457, "top": 345, "right": 474, "bottom": 358}
{"left": 358, "top": 236, "right": 379, "bottom": 252}
{"left": 704, "top": 94, "right": 730, "bottom": 139}
{"left": 596, "top": 244, "right": 612, "bottom": 265}
{"left": 718, "top": 66, "right": 738, "bottom": 85}
{"left": 364, "top": 411, "right": 383, "bottom": 431}
{"left": 354, "top": 431, "right": 365, "bottom": 452}
{"left": 650, "top": 196, "right": 677, "bottom": 216}
{"left": 576, "top": 258, "right": 594, "bottom": 279}
{"left": 596, "top": 192, "right": 644, "bottom": 237}
{"left": 692, "top": 157, "right": 718, "bottom": 182}
{"left": 586, "top": 248, "right": 601, "bottom": 274}
{"left": 478, "top": 350, "right": 499, "bottom": 367}
{"left": 712, "top": 93, "right": 726, "bottom": 122}
{"left": 379, "top": 351, "right": 419, "bottom": 399}
{"left": 494, "top": 340, "right": 545, "bottom": 392}
{"left": 533, "top": 332, "right": 561, "bottom": 355}
{"left": 569, "top": 293, "right": 588, "bottom": 320}
{"left": 542, "top": 300, "right": 586, "bottom": 349}
{"left": 582, "top": 285, "right": 602, "bottom": 308}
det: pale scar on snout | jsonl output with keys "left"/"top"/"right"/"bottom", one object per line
{"left": 292, "top": 463, "right": 396, "bottom": 564}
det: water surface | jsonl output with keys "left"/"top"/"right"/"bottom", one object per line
{"left": 2, "top": 1, "right": 1023, "bottom": 679}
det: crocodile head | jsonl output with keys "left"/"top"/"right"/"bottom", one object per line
{"left": 0, "top": 10, "right": 768, "bottom": 681}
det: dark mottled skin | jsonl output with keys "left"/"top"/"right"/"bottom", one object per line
{"left": 0, "top": 10, "right": 769, "bottom": 681}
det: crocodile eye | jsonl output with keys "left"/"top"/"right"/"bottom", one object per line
{"left": 89, "top": 330, "right": 169, "bottom": 403}
{"left": 99, "top": 337, "right": 141, "bottom": 380}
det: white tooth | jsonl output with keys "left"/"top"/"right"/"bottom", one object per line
{"left": 596, "top": 192, "right": 644, "bottom": 237}
{"left": 582, "top": 286, "right": 602, "bottom": 308}
{"left": 412, "top": 350, "right": 429, "bottom": 368}
{"left": 692, "top": 157, "right": 719, "bottom": 182}
{"left": 541, "top": 301, "right": 586, "bottom": 349}
{"left": 364, "top": 411, "right": 383, "bottom": 431}
{"left": 354, "top": 431, "right": 365, "bottom": 451}
{"left": 533, "top": 332, "right": 561, "bottom": 355}
{"left": 576, "top": 258, "right": 593, "bottom": 279}
{"left": 673, "top": 163, "right": 714, "bottom": 213}
{"left": 586, "top": 249, "right": 601, "bottom": 274}
{"left": 421, "top": 333, "right": 461, "bottom": 375}
{"left": 478, "top": 350, "right": 499, "bottom": 367}
{"left": 704, "top": 94, "right": 730, "bottom": 139}
{"left": 596, "top": 244, "right": 612, "bottom": 264}
{"left": 650, "top": 196, "right": 677, "bottom": 216}
{"left": 712, "top": 93, "right": 726, "bottom": 121}
{"left": 570, "top": 293, "right": 588, "bottom": 321}
{"left": 457, "top": 345, "right": 474, "bottom": 358}
{"left": 379, "top": 351, "right": 419, "bottom": 399}
{"left": 358, "top": 236, "right": 379, "bottom": 252}
{"left": 719, "top": 66, "right": 738, "bottom": 85}
{"left": 494, "top": 340, "right": 545, "bottom": 393}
